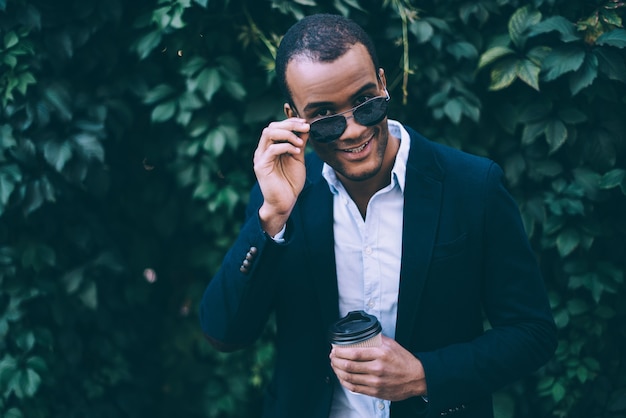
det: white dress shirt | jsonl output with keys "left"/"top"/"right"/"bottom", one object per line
{"left": 325, "top": 120, "right": 411, "bottom": 418}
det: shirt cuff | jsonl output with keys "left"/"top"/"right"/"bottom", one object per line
{"left": 268, "top": 224, "right": 286, "bottom": 243}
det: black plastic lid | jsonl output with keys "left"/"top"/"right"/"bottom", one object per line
{"left": 328, "top": 310, "right": 382, "bottom": 345}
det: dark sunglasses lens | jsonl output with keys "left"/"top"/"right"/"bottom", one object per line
{"left": 310, "top": 116, "right": 346, "bottom": 143}
{"left": 354, "top": 97, "right": 388, "bottom": 126}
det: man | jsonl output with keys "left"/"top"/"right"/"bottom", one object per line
{"left": 200, "top": 13, "right": 556, "bottom": 418}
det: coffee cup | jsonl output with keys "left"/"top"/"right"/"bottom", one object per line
{"left": 328, "top": 310, "right": 382, "bottom": 348}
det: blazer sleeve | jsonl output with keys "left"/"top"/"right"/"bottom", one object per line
{"left": 415, "top": 162, "right": 557, "bottom": 413}
{"left": 199, "top": 183, "right": 289, "bottom": 351}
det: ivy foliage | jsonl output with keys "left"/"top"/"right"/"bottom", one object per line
{"left": 0, "top": 0, "right": 624, "bottom": 417}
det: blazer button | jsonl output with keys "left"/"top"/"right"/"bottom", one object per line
{"left": 324, "top": 376, "right": 330, "bottom": 384}
{"left": 242, "top": 259, "right": 251, "bottom": 268}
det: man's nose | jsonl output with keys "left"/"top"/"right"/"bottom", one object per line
{"left": 338, "top": 113, "right": 365, "bottom": 140}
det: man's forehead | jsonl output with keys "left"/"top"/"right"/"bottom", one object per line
{"left": 286, "top": 45, "right": 376, "bottom": 84}
{"left": 286, "top": 43, "right": 373, "bottom": 69}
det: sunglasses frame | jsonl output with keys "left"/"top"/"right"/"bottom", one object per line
{"left": 301, "top": 91, "right": 391, "bottom": 143}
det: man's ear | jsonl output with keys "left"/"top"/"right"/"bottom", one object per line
{"left": 378, "top": 68, "right": 388, "bottom": 93}
{"left": 284, "top": 103, "right": 297, "bottom": 119}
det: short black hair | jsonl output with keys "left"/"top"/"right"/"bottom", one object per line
{"left": 275, "top": 14, "right": 380, "bottom": 103}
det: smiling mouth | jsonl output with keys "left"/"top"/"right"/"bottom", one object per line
{"left": 342, "top": 141, "right": 369, "bottom": 153}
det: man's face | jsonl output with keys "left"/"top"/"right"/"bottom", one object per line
{"left": 284, "top": 44, "right": 393, "bottom": 186}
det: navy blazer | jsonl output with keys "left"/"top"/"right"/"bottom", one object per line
{"left": 200, "top": 126, "right": 557, "bottom": 418}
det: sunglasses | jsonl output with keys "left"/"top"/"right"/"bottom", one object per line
{"left": 306, "top": 92, "right": 390, "bottom": 143}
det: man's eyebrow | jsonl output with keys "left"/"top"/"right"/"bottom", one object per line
{"left": 302, "top": 82, "right": 379, "bottom": 114}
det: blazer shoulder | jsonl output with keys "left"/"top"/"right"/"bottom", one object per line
{"left": 405, "top": 125, "right": 497, "bottom": 184}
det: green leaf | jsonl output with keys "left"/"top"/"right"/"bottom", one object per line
{"left": 62, "top": 267, "right": 84, "bottom": 294}
{"left": 596, "top": 29, "right": 626, "bottom": 48}
{"left": 569, "top": 53, "right": 598, "bottom": 95}
{"left": 25, "top": 357, "right": 47, "bottom": 374}
{"left": 457, "top": 96, "right": 480, "bottom": 122}
{"left": 516, "top": 59, "right": 541, "bottom": 91}
{"left": 478, "top": 46, "right": 515, "bottom": 69}
{"left": 567, "top": 298, "right": 589, "bottom": 315}
{"left": 197, "top": 67, "right": 222, "bottom": 102}
{"left": 557, "top": 228, "right": 580, "bottom": 257}
{"left": 522, "top": 121, "right": 547, "bottom": 146}
{"left": 4, "top": 408, "right": 23, "bottom": 418}
{"left": 181, "top": 56, "right": 208, "bottom": 77}
{"left": 73, "top": 133, "right": 104, "bottom": 162}
{"left": 151, "top": 101, "right": 177, "bottom": 122}
{"left": 583, "top": 357, "right": 600, "bottom": 371}
{"left": 409, "top": 20, "right": 434, "bottom": 44}
{"left": 598, "top": 169, "right": 625, "bottom": 189}
{"left": 600, "top": 9, "right": 622, "bottom": 26}
{"left": 4, "top": 32, "right": 19, "bottom": 49}
{"left": 15, "top": 331, "right": 35, "bottom": 352}
{"left": 43, "top": 83, "right": 72, "bottom": 121}
{"left": 573, "top": 168, "right": 601, "bottom": 197}
{"left": 143, "top": 84, "right": 176, "bottom": 105}
{"left": 490, "top": 58, "right": 518, "bottom": 90}
{"left": 545, "top": 118, "right": 568, "bottom": 154}
{"left": 78, "top": 281, "right": 97, "bottom": 309}
{"left": 594, "top": 306, "right": 616, "bottom": 320}
{"left": 518, "top": 98, "right": 552, "bottom": 122}
{"left": 0, "top": 124, "right": 16, "bottom": 152}
{"left": 526, "top": 45, "right": 551, "bottom": 65}
{"left": 223, "top": 80, "right": 246, "bottom": 101}
{"left": 179, "top": 91, "right": 204, "bottom": 111}
{"left": 508, "top": 6, "right": 542, "bottom": 49}
{"left": 193, "top": 0, "right": 208, "bottom": 7}
{"left": 446, "top": 41, "right": 478, "bottom": 61}
{"left": 43, "top": 140, "right": 73, "bottom": 171}
{"left": 532, "top": 159, "right": 563, "bottom": 178}
{"left": 0, "top": 355, "right": 18, "bottom": 385}
{"left": 134, "top": 31, "right": 162, "bottom": 60}
{"left": 443, "top": 99, "right": 463, "bottom": 124}
{"left": 542, "top": 45, "right": 585, "bottom": 81}
{"left": 595, "top": 48, "right": 626, "bottom": 82}
{"left": 11, "top": 368, "right": 41, "bottom": 398}
{"left": 203, "top": 127, "right": 227, "bottom": 155}
{"left": 584, "top": 130, "right": 617, "bottom": 168}
{"left": 558, "top": 107, "right": 587, "bottom": 124}
{"left": 0, "top": 164, "right": 21, "bottom": 213}
{"left": 16, "top": 71, "right": 36, "bottom": 95}
{"left": 528, "top": 16, "right": 580, "bottom": 42}
{"left": 21, "top": 243, "right": 56, "bottom": 271}
{"left": 3, "top": 53, "right": 17, "bottom": 68}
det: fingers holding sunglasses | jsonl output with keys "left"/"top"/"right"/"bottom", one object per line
{"left": 259, "top": 118, "right": 309, "bottom": 150}
{"left": 253, "top": 119, "right": 310, "bottom": 234}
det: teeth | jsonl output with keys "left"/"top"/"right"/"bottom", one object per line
{"left": 345, "top": 141, "right": 368, "bottom": 153}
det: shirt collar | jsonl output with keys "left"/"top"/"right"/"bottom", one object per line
{"left": 322, "top": 119, "right": 411, "bottom": 195}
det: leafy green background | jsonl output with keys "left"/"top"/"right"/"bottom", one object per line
{"left": 0, "top": 0, "right": 624, "bottom": 417}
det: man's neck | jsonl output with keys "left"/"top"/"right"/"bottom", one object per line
{"left": 339, "top": 134, "right": 400, "bottom": 219}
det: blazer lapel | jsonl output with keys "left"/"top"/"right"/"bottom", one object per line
{"left": 395, "top": 131, "right": 444, "bottom": 347}
{"left": 300, "top": 171, "right": 339, "bottom": 331}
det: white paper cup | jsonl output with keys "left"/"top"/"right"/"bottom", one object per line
{"left": 329, "top": 311, "right": 382, "bottom": 348}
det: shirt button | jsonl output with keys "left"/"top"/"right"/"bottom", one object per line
{"left": 377, "top": 402, "right": 385, "bottom": 410}
{"left": 367, "top": 300, "right": 375, "bottom": 308}
{"left": 364, "top": 246, "right": 372, "bottom": 255}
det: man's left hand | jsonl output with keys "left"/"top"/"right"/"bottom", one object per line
{"left": 329, "top": 335, "right": 428, "bottom": 401}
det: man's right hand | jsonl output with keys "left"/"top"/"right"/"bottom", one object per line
{"left": 253, "top": 118, "right": 309, "bottom": 236}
